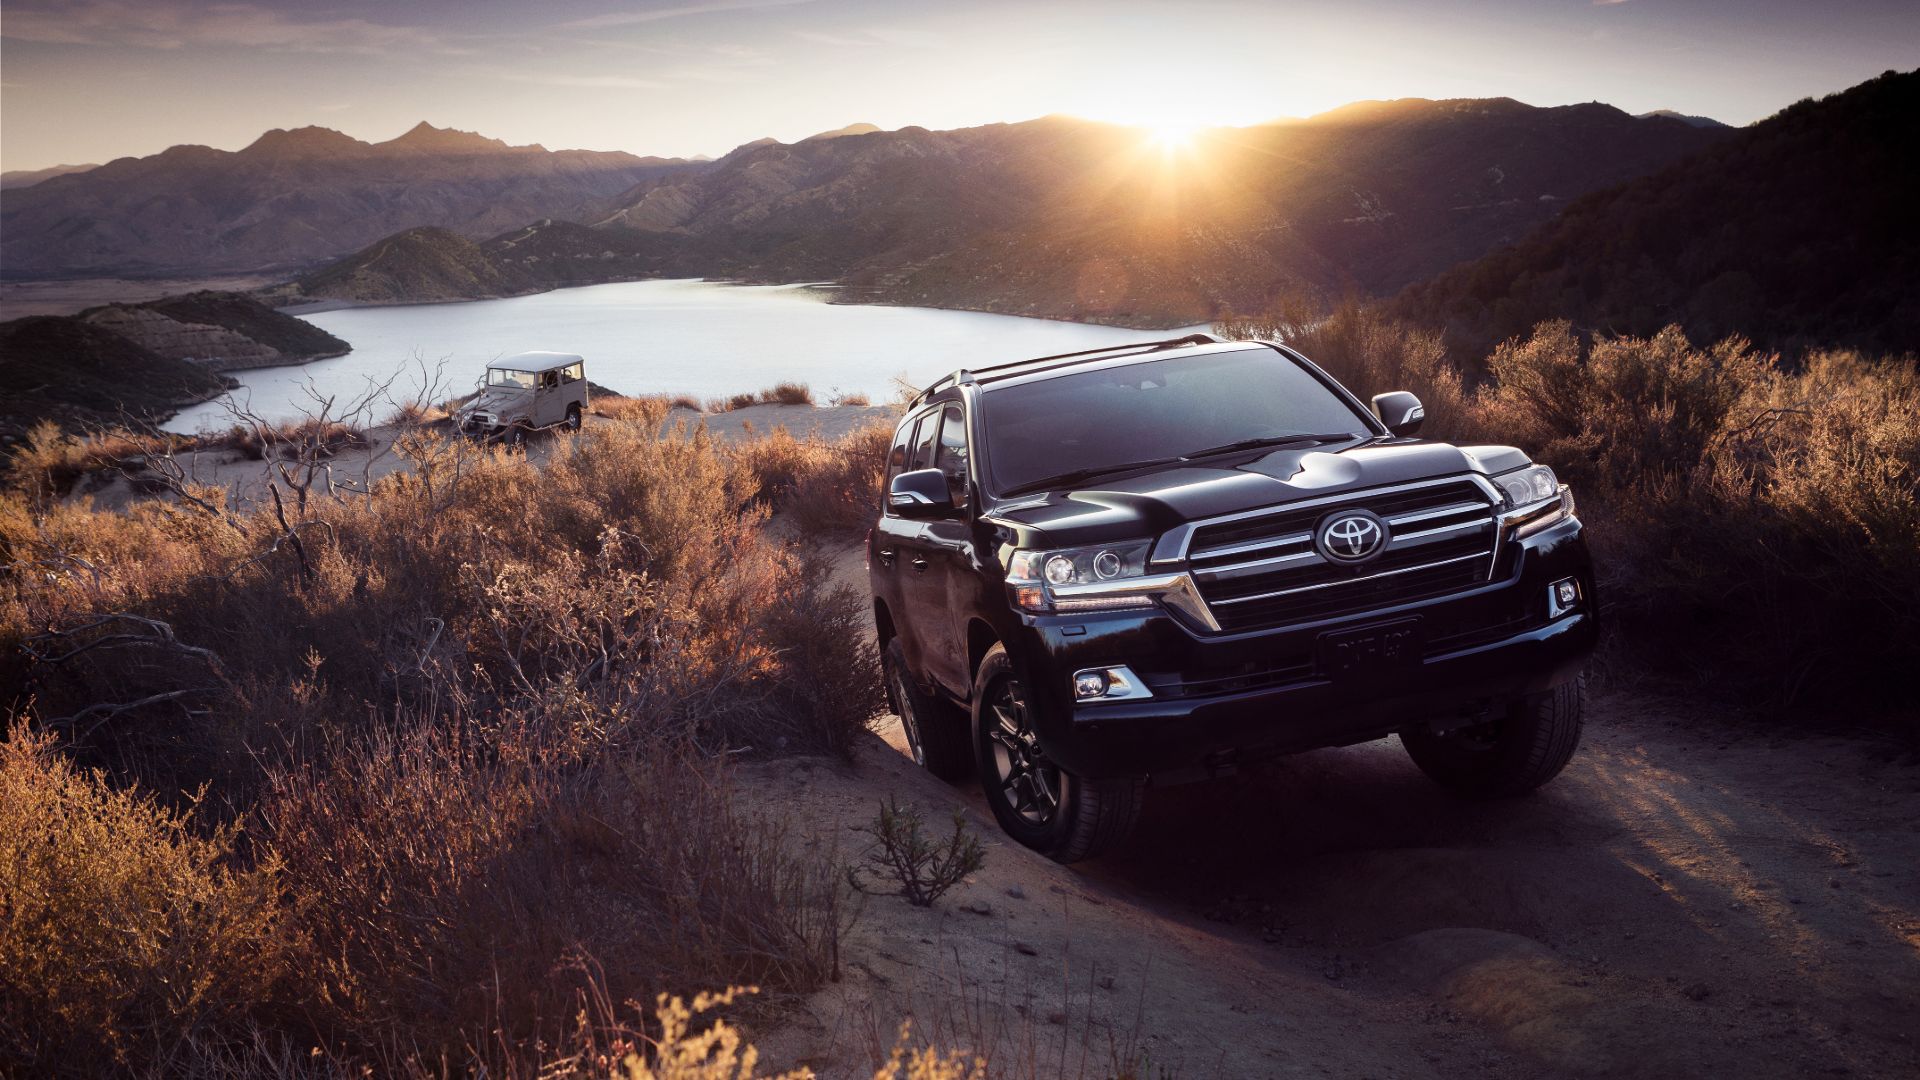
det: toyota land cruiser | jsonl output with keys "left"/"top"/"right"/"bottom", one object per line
{"left": 869, "top": 334, "right": 1597, "bottom": 862}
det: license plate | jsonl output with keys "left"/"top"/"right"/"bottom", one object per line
{"left": 1319, "top": 618, "right": 1424, "bottom": 679}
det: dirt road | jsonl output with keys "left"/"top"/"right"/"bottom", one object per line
{"left": 760, "top": 543, "right": 1920, "bottom": 1078}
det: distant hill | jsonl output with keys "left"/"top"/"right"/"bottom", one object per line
{"left": 0, "top": 163, "right": 100, "bottom": 190}
{"left": 0, "top": 318, "right": 229, "bottom": 433}
{"left": 802, "top": 123, "right": 883, "bottom": 141}
{"left": 0, "top": 292, "right": 345, "bottom": 432}
{"left": 1635, "top": 109, "right": 1731, "bottom": 129}
{"left": 286, "top": 227, "right": 541, "bottom": 304}
{"left": 299, "top": 98, "right": 1719, "bottom": 324}
{"left": 0, "top": 122, "right": 705, "bottom": 277}
{"left": 1399, "top": 70, "right": 1920, "bottom": 358}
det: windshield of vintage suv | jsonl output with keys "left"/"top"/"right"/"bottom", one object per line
{"left": 486, "top": 368, "right": 537, "bottom": 390}
{"left": 980, "top": 346, "right": 1374, "bottom": 494}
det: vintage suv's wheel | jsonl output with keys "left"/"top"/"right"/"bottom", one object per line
{"left": 1402, "top": 675, "right": 1586, "bottom": 797}
{"left": 972, "top": 644, "right": 1143, "bottom": 863}
{"left": 565, "top": 403, "right": 583, "bottom": 431}
{"left": 884, "top": 638, "right": 971, "bottom": 781}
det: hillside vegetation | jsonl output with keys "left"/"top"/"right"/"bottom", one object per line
{"left": 0, "top": 409, "right": 893, "bottom": 1075}
{"left": 1398, "top": 68, "right": 1920, "bottom": 359}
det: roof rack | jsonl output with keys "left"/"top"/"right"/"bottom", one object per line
{"left": 906, "top": 333, "right": 1218, "bottom": 409}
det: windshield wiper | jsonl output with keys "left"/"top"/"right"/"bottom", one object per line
{"left": 1180, "top": 432, "right": 1361, "bottom": 459}
{"left": 1003, "top": 456, "right": 1186, "bottom": 496}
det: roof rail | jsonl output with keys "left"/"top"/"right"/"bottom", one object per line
{"left": 905, "top": 333, "right": 1217, "bottom": 408}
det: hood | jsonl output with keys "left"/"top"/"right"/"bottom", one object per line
{"left": 988, "top": 439, "right": 1514, "bottom": 549}
{"left": 463, "top": 386, "right": 531, "bottom": 418}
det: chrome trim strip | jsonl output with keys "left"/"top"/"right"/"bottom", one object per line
{"left": 1193, "top": 547, "right": 1325, "bottom": 579}
{"left": 1153, "top": 474, "right": 1494, "bottom": 564}
{"left": 1209, "top": 553, "right": 1486, "bottom": 607}
{"left": 1386, "top": 501, "right": 1489, "bottom": 527}
{"left": 1386, "top": 518, "right": 1493, "bottom": 546}
{"left": 1051, "top": 571, "right": 1221, "bottom": 632}
{"left": 1189, "top": 530, "right": 1313, "bottom": 562}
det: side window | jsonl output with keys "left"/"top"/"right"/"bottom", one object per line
{"left": 886, "top": 419, "right": 917, "bottom": 485}
{"left": 909, "top": 408, "right": 940, "bottom": 471}
{"left": 933, "top": 405, "right": 969, "bottom": 508}
{"left": 561, "top": 362, "right": 583, "bottom": 383}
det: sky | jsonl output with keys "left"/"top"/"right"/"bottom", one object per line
{"left": 2, "top": 0, "right": 1916, "bottom": 171}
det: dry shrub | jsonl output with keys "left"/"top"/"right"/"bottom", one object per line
{"left": 1218, "top": 301, "right": 1474, "bottom": 440}
{"left": 733, "top": 421, "right": 892, "bottom": 540}
{"left": 593, "top": 395, "right": 680, "bottom": 424}
{"left": 262, "top": 723, "right": 843, "bottom": 1064}
{"left": 3, "top": 421, "right": 183, "bottom": 505}
{"left": 0, "top": 724, "right": 287, "bottom": 1074}
{"left": 830, "top": 390, "right": 872, "bottom": 407}
{"left": 760, "top": 382, "right": 815, "bottom": 407}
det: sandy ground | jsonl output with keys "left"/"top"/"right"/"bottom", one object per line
{"left": 729, "top": 542, "right": 1920, "bottom": 1078}
{"left": 0, "top": 274, "right": 282, "bottom": 320}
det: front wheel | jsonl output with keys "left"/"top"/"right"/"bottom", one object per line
{"left": 1401, "top": 675, "right": 1586, "bottom": 797}
{"left": 972, "top": 644, "right": 1142, "bottom": 863}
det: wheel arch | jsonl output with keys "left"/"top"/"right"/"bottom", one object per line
{"left": 965, "top": 618, "right": 1000, "bottom": 689}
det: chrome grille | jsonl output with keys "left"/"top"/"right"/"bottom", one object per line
{"left": 1184, "top": 477, "right": 1499, "bottom": 632}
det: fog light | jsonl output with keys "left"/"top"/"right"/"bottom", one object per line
{"left": 1070, "top": 665, "right": 1152, "bottom": 704}
{"left": 1549, "top": 577, "right": 1581, "bottom": 617}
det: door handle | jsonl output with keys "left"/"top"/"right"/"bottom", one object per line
{"left": 878, "top": 547, "right": 897, "bottom": 567}
{"left": 911, "top": 555, "right": 930, "bottom": 572}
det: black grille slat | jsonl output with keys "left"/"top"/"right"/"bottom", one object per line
{"left": 1188, "top": 478, "right": 1498, "bottom": 632}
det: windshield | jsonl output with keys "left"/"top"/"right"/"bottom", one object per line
{"left": 486, "top": 368, "right": 536, "bottom": 390}
{"left": 980, "top": 346, "right": 1374, "bottom": 495}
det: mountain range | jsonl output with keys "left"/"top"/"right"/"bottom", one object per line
{"left": 1399, "top": 69, "right": 1920, "bottom": 357}
{"left": 267, "top": 100, "right": 1728, "bottom": 325}
{"left": 0, "top": 123, "right": 701, "bottom": 277}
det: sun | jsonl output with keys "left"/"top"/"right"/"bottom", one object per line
{"left": 1146, "top": 122, "right": 1201, "bottom": 152}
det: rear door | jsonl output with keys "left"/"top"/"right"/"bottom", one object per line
{"left": 873, "top": 408, "right": 940, "bottom": 678}
{"left": 919, "top": 403, "right": 977, "bottom": 696}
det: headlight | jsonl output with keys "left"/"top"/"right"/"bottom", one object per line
{"left": 1007, "top": 541, "right": 1154, "bottom": 614}
{"left": 1493, "top": 464, "right": 1575, "bottom": 538}
{"left": 1494, "top": 464, "right": 1559, "bottom": 508}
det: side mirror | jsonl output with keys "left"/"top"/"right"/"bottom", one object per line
{"left": 1371, "top": 391, "right": 1426, "bottom": 437}
{"left": 888, "top": 468, "right": 955, "bottom": 518}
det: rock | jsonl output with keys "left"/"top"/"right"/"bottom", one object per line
{"left": 1006, "top": 884, "right": 1026, "bottom": 900}
{"left": 960, "top": 901, "right": 993, "bottom": 916}
{"left": 1682, "top": 982, "right": 1712, "bottom": 1001}
{"left": 1013, "top": 941, "right": 1038, "bottom": 957}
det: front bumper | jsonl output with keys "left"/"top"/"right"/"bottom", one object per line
{"left": 1008, "top": 515, "right": 1598, "bottom": 780}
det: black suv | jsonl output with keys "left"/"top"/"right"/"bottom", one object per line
{"left": 869, "top": 334, "right": 1596, "bottom": 862}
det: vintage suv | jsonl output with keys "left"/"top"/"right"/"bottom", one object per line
{"left": 869, "top": 334, "right": 1596, "bottom": 862}
{"left": 459, "top": 351, "right": 588, "bottom": 441}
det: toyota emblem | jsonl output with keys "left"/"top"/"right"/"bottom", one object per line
{"left": 1317, "top": 510, "right": 1388, "bottom": 563}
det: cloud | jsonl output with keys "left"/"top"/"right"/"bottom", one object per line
{"left": 0, "top": 0, "right": 449, "bottom": 54}
{"left": 564, "top": 0, "right": 817, "bottom": 31}
{"left": 790, "top": 25, "right": 943, "bottom": 50}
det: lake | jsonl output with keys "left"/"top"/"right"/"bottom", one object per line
{"left": 165, "top": 280, "right": 1206, "bottom": 432}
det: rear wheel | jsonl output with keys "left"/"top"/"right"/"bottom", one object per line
{"left": 1402, "top": 675, "right": 1586, "bottom": 797}
{"left": 565, "top": 403, "right": 583, "bottom": 431}
{"left": 972, "top": 644, "right": 1142, "bottom": 863}
{"left": 884, "top": 638, "right": 971, "bottom": 781}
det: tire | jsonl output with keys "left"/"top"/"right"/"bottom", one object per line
{"left": 1402, "top": 675, "right": 1586, "bottom": 797}
{"left": 972, "top": 644, "right": 1143, "bottom": 863}
{"left": 884, "top": 638, "right": 971, "bottom": 781}
{"left": 505, "top": 424, "right": 528, "bottom": 450}
{"left": 565, "top": 403, "right": 583, "bottom": 431}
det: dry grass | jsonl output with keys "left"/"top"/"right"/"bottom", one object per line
{"left": 706, "top": 384, "right": 820, "bottom": 412}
